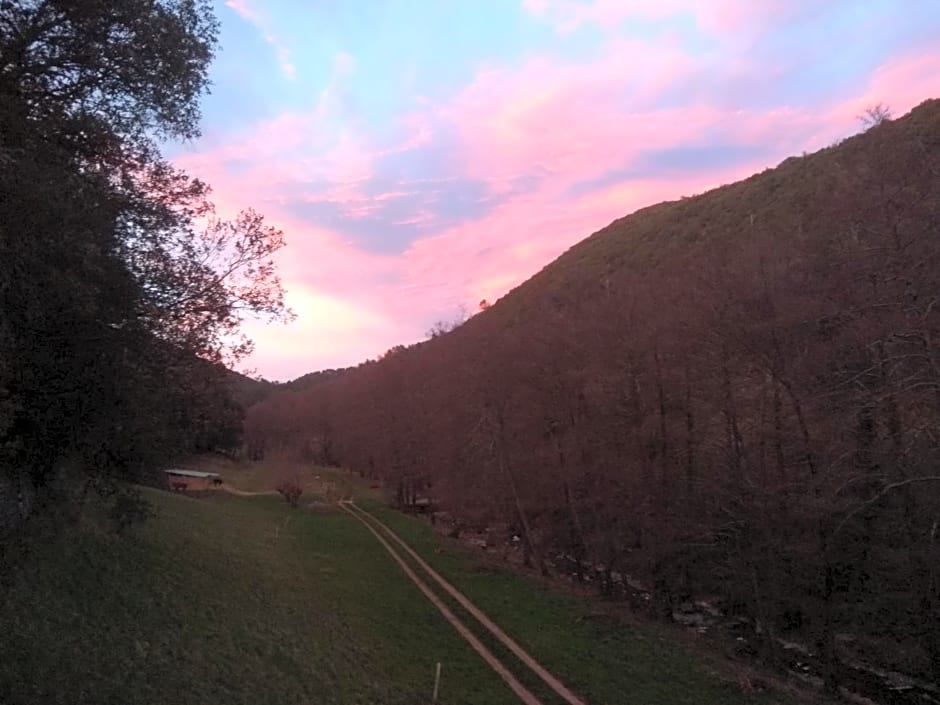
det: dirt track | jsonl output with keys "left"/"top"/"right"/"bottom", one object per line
{"left": 220, "top": 485, "right": 280, "bottom": 497}
{"left": 339, "top": 501, "right": 586, "bottom": 705}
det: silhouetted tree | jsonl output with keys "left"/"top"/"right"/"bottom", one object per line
{"left": 0, "top": 0, "right": 289, "bottom": 528}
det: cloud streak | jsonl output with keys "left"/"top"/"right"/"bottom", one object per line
{"left": 183, "top": 0, "right": 940, "bottom": 379}
{"left": 224, "top": 0, "right": 297, "bottom": 79}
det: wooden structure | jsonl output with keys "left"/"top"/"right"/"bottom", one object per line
{"left": 164, "top": 469, "right": 222, "bottom": 492}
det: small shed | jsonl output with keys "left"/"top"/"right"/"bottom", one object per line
{"left": 164, "top": 469, "right": 222, "bottom": 492}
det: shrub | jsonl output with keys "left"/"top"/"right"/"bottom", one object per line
{"left": 276, "top": 479, "right": 302, "bottom": 507}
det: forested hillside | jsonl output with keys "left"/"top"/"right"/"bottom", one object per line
{"left": 246, "top": 99, "right": 940, "bottom": 692}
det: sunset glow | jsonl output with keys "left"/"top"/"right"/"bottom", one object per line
{"left": 172, "top": 0, "right": 940, "bottom": 379}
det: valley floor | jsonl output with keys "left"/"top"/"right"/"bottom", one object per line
{"left": 0, "top": 464, "right": 810, "bottom": 705}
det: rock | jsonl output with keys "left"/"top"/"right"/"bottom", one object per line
{"left": 776, "top": 638, "right": 812, "bottom": 656}
{"left": 695, "top": 599, "right": 723, "bottom": 617}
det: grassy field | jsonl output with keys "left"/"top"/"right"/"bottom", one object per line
{"left": 362, "top": 500, "right": 800, "bottom": 705}
{"left": 1, "top": 462, "right": 804, "bottom": 705}
{"left": 188, "top": 454, "right": 366, "bottom": 500}
{"left": 0, "top": 487, "right": 518, "bottom": 705}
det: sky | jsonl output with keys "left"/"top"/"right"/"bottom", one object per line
{"left": 171, "top": 0, "right": 940, "bottom": 381}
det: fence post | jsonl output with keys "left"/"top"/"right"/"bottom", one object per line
{"left": 432, "top": 662, "right": 442, "bottom": 704}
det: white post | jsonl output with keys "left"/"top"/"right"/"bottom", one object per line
{"left": 432, "top": 662, "right": 442, "bottom": 704}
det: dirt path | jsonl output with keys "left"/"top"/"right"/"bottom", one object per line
{"left": 337, "top": 501, "right": 544, "bottom": 705}
{"left": 340, "top": 501, "right": 587, "bottom": 705}
{"left": 220, "top": 485, "right": 280, "bottom": 497}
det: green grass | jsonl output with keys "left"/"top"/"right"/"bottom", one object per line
{"left": 188, "top": 455, "right": 374, "bottom": 501}
{"left": 363, "top": 500, "right": 797, "bottom": 705}
{"left": 1, "top": 473, "right": 802, "bottom": 705}
{"left": 0, "top": 489, "right": 519, "bottom": 705}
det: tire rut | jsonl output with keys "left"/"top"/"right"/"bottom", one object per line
{"left": 340, "top": 501, "right": 586, "bottom": 705}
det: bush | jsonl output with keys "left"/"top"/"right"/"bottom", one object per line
{"left": 276, "top": 479, "right": 302, "bottom": 508}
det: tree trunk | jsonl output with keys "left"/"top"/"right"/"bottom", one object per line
{"left": 683, "top": 357, "right": 696, "bottom": 499}
{"left": 497, "top": 409, "right": 547, "bottom": 576}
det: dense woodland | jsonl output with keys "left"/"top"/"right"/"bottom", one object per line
{"left": 247, "top": 101, "right": 940, "bottom": 691}
{"left": 0, "top": 0, "right": 287, "bottom": 533}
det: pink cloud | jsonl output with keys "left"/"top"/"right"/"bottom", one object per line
{"left": 375, "top": 112, "right": 434, "bottom": 157}
{"left": 853, "top": 51, "right": 940, "bottom": 121}
{"left": 439, "top": 39, "right": 702, "bottom": 189}
{"left": 441, "top": 39, "right": 940, "bottom": 206}
{"left": 224, "top": 0, "right": 256, "bottom": 21}
{"left": 392, "top": 210, "right": 436, "bottom": 227}
{"left": 179, "top": 29, "right": 940, "bottom": 379}
{"left": 374, "top": 191, "right": 417, "bottom": 202}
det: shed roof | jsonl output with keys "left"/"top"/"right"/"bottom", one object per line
{"left": 164, "top": 469, "right": 220, "bottom": 479}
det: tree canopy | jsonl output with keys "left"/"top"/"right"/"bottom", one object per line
{"left": 0, "top": 0, "right": 289, "bottom": 527}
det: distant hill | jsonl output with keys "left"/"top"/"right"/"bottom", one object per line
{"left": 279, "top": 367, "right": 350, "bottom": 393}
{"left": 225, "top": 367, "right": 352, "bottom": 411}
{"left": 226, "top": 369, "right": 277, "bottom": 409}
{"left": 246, "top": 99, "right": 940, "bottom": 697}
